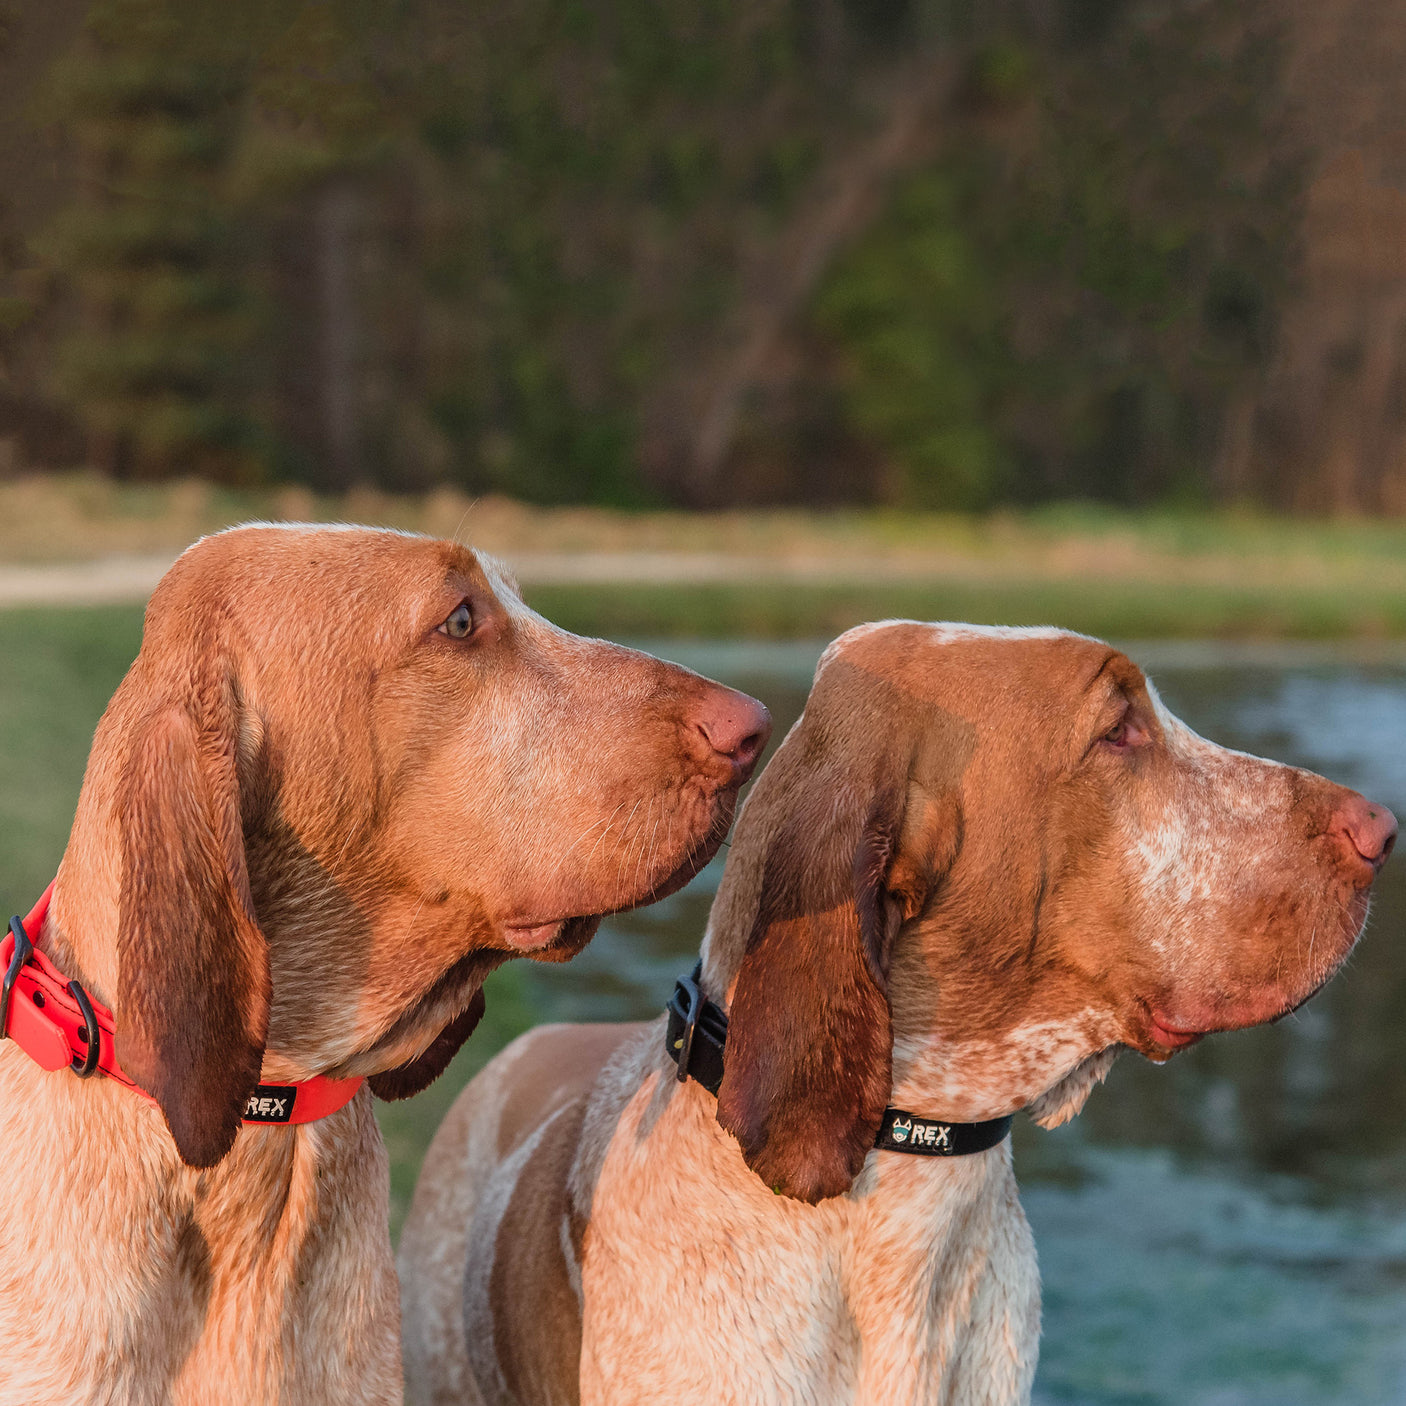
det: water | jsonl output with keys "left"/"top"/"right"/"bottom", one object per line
{"left": 443, "top": 640, "right": 1406, "bottom": 1405}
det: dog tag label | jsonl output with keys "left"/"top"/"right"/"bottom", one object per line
{"left": 897, "top": 1118, "right": 951, "bottom": 1151}
{"left": 243, "top": 1085, "right": 297, "bottom": 1123}
{"left": 878, "top": 1109, "right": 957, "bottom": 1153}
{"left": 874, "top": 1106, "right": 1012, "bottom": 1157}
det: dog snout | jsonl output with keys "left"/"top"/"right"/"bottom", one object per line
{"left": 691, "top": 687, "right": 772, "bottom": 783}
{"left": 1329, "top": 792, "right": 1398, "bottom": 880}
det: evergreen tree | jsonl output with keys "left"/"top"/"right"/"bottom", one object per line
{"left": 42, "top": 0, "right": 258, "bottom": 478}
{"left": 12, "top": 0, "right": 1304, "bottom": 506}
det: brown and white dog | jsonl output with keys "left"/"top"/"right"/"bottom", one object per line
{"left": 399, "top": 620, "right": 1396, "bottom": 1406}
{"left": 0, "top": 524, "right": 769, "bottom": 1405}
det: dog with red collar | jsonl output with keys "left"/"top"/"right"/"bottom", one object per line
{"left": 0, "top": 524, "right": 768, "bottom": 1405}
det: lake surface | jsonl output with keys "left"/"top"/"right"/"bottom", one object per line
{"left": 399, "top": 639, "right": 1406, "bottom": 1406}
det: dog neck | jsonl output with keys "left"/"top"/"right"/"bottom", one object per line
{"left": 0, "top": 1014, "right": 401, "bottom": 1403}
{"left": 0, "top": 711, "right": 409, "bottom": 1401}
{"left": 885, "top": 925, "right": 1124, "bottom": 1125}
{"left": 575, "top": 1029, "right": 1041, "bottom": 1404}
{"left": 586, "top": 944, "right": 1049, "bottom": 1399}
{"left": 700, "top": 910, "right": 1120, "bottom": 1130}
{"left": 7, "top": 815, "right": 395, "bottom": 1391}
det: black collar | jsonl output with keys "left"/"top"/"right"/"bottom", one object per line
{"left": 665, "top": 962, "right": 1013, "bottom": 1159}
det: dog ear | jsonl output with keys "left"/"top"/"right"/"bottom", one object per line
{"left": 716, "top": 667, "right": 963, "bottom": 1203}
{"left": 116, "top": 668, "right": 270, "bottom": 1169}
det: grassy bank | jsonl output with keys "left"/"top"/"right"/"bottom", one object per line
{"left": 4, "top": 472, "right": 1406, "bottom": 570}
{"left": 528, "top": 576, "right": 1406, "bottom": 642}
{"left": 6, "top": 473, "right": 1406, "bottom": 638}
{"left": 0, "top": 606, "right": 145, "bottom": 905}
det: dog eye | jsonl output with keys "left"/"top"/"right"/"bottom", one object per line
{"left": 1100, "top": 710, "right": 1148, "bottom": 750}
{"left": 437, "top": 602, "right": 474, "bottom": 639}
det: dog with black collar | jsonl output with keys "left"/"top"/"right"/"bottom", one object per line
{"left": 400, "top": 620, "right": 1395, "bottom": 1405}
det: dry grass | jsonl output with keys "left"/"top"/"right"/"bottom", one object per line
{"left": 0, "top": 471, "right": 1403, "bottom": 573}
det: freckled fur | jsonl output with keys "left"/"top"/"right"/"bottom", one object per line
{"left": 401, "top": 620, "right": 1389, "bottom": 1405}
{"left": 0, "top": 525, "right": 762, "bottom": 1405}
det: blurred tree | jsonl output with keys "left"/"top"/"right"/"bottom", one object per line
{"left": 37, "top": 0, "right": 410, "bottom": 485}
{"left": 398, "top": 0, "right": 925, "bottom": 504}
{"left": 32, "top": 0, "right": 940, "bottom": 498}
{"left": 0, "top": 0, "right": 90, "bottom": 473}
{"left": 804, "top": 0, "right": 1298, "bottom": 509}
{"left": 0, "top": 0, "right": 1327, "bottom": 512}
{"left": 238, "top": 0, "right": 405, "bottom": 490}
{"left": 40, "top": 0, "right": 260, "bottom": 478}
{"left": 814, "top": 168, "right": 1011, "bottom": 509}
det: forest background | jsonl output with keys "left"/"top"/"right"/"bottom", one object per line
{"left": 2, "top": 0, "right": 1403, "bottom": 517}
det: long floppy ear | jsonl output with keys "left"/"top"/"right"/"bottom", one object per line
{"left": 716, "top": 662, "right": 965, "bottom": 1203}
{"left": 116, "top": 667, "right": 270, "bottom": 1169}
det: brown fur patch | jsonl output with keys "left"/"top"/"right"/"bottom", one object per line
{"left": 367, "top": 987, "right": 486, "bottom": 1100}
{"left": 717, "top": 662, "right": 971, "bottom": 1202}
{"left": 116, "top": 696, "right": 270, "bottom": 1168}
{"left": 488, "top": 1097, "right": 589, "bottom": 1406}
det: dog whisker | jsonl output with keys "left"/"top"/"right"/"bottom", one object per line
{"left": 551, "top": 803, "right": 626, "bottom": 886}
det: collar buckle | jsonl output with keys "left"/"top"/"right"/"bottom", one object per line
{"left": 4, "top": 912, "right": 101, "bottom": 1079}
{"left": 665, "top": 960, "right": 728, "bottom": 1096}
{"left": 671, "top": 962, "right": 704, "bottom": 1084}
{"left": 66, "top": 978, "right": 100, "bottom": 1078}
{"left": 1, "top": 914, "right": 33, "bottom": 1044}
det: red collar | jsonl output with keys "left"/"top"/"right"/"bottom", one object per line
{"left": 1, "top": 883, "right": 363, "bottom": 1126}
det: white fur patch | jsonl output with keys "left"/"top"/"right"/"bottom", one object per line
{"left": 892, "top": 1012, "right": 1119, "bottom": 1125}
{"left": 1025, "top": 1048, "right": 1122, "bottom": 1128}
{"left": 819, "top": 619, "right": 1081, "bottom": 677}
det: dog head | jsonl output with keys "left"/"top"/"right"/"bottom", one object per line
{"left": 57, "top": 525, "right": 769, "bottom": 1166}
{"left": 709, "top": 621, "right": 1393, "bottom": 1202}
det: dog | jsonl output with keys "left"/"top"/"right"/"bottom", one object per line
{"left": 0, "top": 524, "right": 770, "bottom": 1405}
{"left": 399, "top": 620, "right": 1396, "bottom": 1406}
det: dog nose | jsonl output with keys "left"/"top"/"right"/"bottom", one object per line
{"left": 1332, "top": 793, "right": 1398, "bottom": 873}
{"left": 692, "top": 688, "right": 772, "bottom": 782}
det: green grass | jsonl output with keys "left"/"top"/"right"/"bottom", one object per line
{"left": 0, "top": 605, "right": 145, "bottom": 907}
{"left": 8, "top": 475, "right": 1406, "bottom": 637}
{"left": 10, "top": 470, "right": 1406, "bottom": 569}
{"left": 528, "top": 575, "right": 1406, "bottom": 642}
